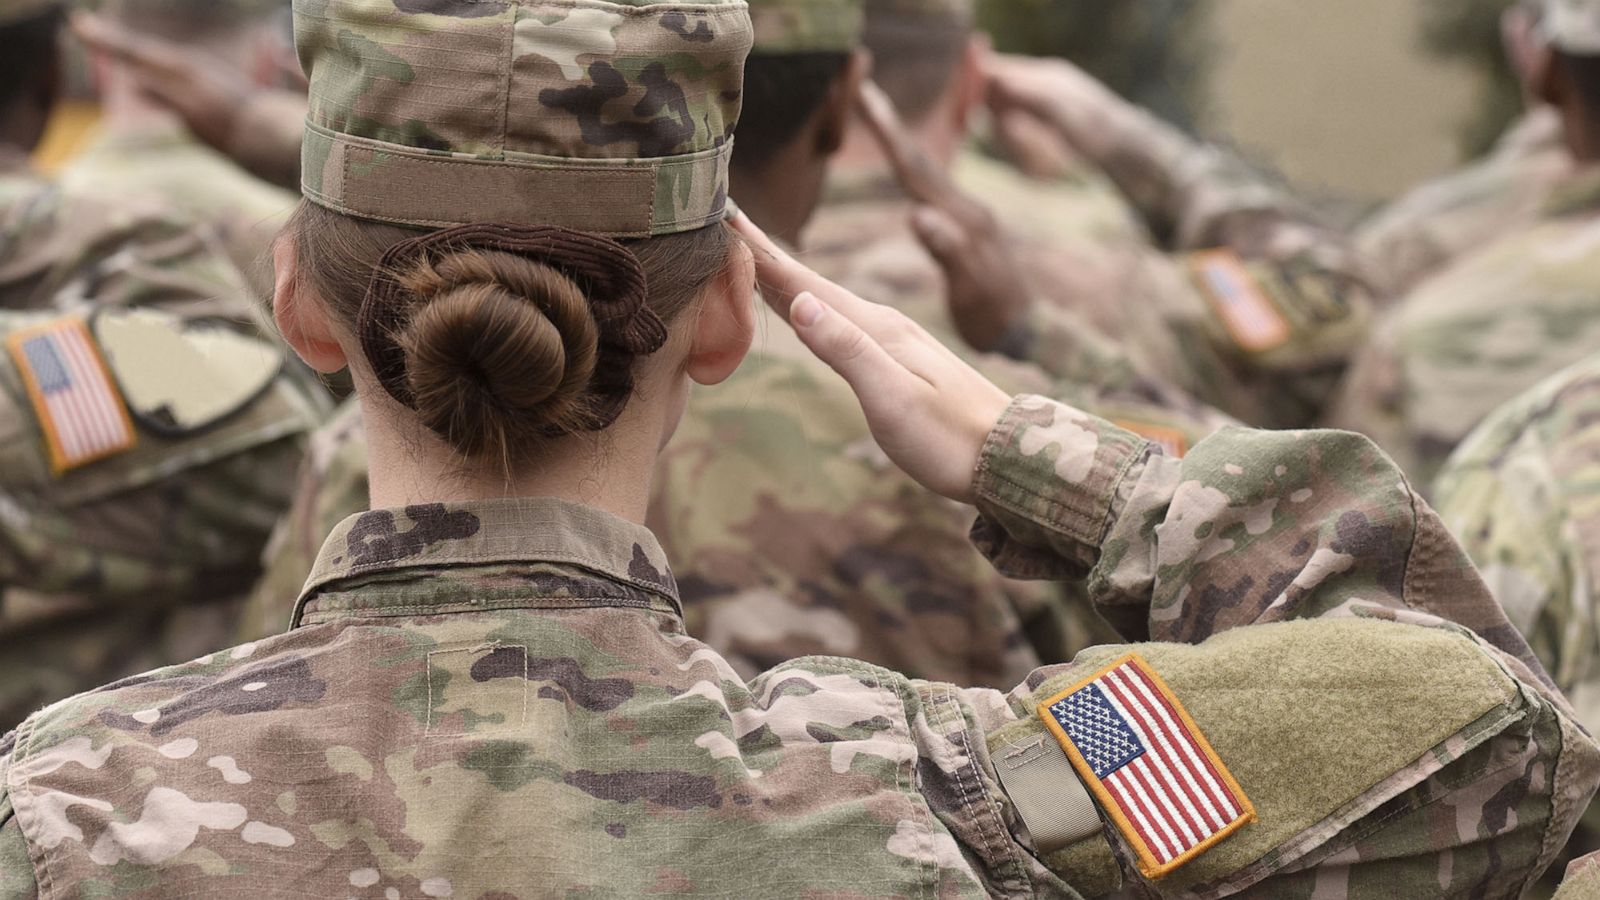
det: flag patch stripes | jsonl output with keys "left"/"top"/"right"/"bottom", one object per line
{"left": 1190, "top": 249, "right": 1292, "bottom": 353}
{"left": 8, "top": 317, "right": 136, "bottom": 474}
{"left": 1038, "top": 653, "right": 1254, "bottom": 879}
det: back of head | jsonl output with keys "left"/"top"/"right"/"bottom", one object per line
{"left": 735, "top": 0, "right": 863, "bottom": 172}
{"left": 0, "top": 1, "right": 65, "bottom": 131}
{"left": 863, "top": 0, "right": 973, "bottom": 125}
{"left": 289, "top": 0, "right": 751, "bottom": 464}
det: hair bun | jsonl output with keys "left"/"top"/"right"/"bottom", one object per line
{"left": 395, "top": 248, "right": 600, "bottom": 459}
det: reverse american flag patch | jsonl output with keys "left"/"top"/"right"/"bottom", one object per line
{"left": 1190, "top": 249, "right": 1292, "bottom": 353}
{"left": 1038, "top": 654, "right": 1254, "bottom": 879}
{"left": 8, "top": 318, "right": 136, "bottom": 474}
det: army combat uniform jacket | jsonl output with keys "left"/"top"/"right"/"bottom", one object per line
{"left": 2, "top": 397, "right": 1593, "bottom": 898}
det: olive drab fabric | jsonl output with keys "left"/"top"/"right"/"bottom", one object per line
{"left": 2, "top": 397, "right": 1594, "bottom": 897}
{"left": 295, "top": 0, "right": 752, "bottom": 236}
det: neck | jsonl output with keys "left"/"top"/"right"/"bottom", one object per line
{"left": 361, "top": 393, "right": 667, "bottom": 525}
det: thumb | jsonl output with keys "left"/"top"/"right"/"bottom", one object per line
{"left": 788, "top": 292, "right": 896, "bottom": 391}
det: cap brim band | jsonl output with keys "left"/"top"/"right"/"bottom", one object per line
{"left": 300, "top": 123, "right": 733, "bottom": 238}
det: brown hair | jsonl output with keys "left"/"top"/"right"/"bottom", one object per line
{"left": 286, "top": 201, "right": 736, "bottom": 461}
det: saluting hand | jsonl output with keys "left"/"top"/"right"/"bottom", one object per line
{"left": 854, "top": 82, "right": 1035, "bottom": 358}
{"left": 733, "top": 211, "right": 1011, "bottom": 507}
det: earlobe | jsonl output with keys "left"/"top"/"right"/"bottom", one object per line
{"left": 272, "top": 237, "right": 349, "bottom": 375}
{"left": 685, "top": 240, "right": 756, "bottom": 387}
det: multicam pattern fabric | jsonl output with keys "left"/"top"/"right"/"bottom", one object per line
{"left": 59, "top": 118, "right": 301, "bottom": 301}
{"left": 1000, "top": 96, "right": 1376, "bottom": 431}
{"left": 295, "top": 0, "right": 753, "bottom": 235}
{"left": 1355, "top": 108, "right": 1573, "bottom": 298}
{"left": 1435, "top": 353, "right": 1600, "bottom": 874}
{"left": 2, "top": 398, "right": 1593, "bottom": 897}
{"left": 749, "top": 0, "right": 861, "bottom": 52}
{"left": 0, "top": 308, "right": 327, "bottom": 731}
{"left": 1325, "top": 166, "right": 1600, "bottom": 489}
{"left": 0, "top": 151, "right": 259, "bottom": 321}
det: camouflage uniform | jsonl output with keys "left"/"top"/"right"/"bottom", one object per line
{"left": 59, "top": 116, "right": 301, "bottom": 301}
{"left": 0, "top": 1, "right": 1594, "bottom": 895}
{"left": 0, "top": 1, "right": 326, "bottom": 729}
{"left": 976, "top": 62, "right": 1376, "bottom": 431}
{"left": 3, "top": 397, "right": 1595, "bottom": 897}
{"left": 1434, "top": 354, "right": 1600, "bottom": 876}
{"left": 0, "top": 305, "right": 326, "bottom": 731}
{"left": 0, "top": 149, "right": 258, "bottom": 322}
{"left": 240, "top": 0, "right": 1205, "bottom": 685}
{"left": 1324, "top": 166, "right": 1600, "bottom": 488}
{"left": 1355, "top": 107, "right": 1573, "bottom": 298}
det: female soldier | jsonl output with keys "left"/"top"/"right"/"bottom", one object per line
{"left": 0, "top": 2, "right": 1592, "bottom": 897}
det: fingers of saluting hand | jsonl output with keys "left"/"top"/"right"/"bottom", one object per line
{"left": 856, "top": 82, "right": 949, "bottom": 209}
{"left": 729, "top": 211, "right": 887, "bottom": 329}
{"left": 71, "top": 13, "right": 170, "bottom": 73}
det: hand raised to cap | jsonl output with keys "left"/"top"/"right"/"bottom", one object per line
{"left": 854, "top": 81, "right": 1036, "bottom": 357}
{"left": 71, "top": 13, "right": 257, "bottom": 160}
{"left": 732, "top": 210, "right": 1011, "bottom": 506}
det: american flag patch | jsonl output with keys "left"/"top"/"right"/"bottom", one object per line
{"left": 1190, "top": 249, "right": 1292, "bottom": 353}
{"left": 8, "top": 318, "right": 136, "bottom": 474}
{"left": 1038, "top": 654, "right": 1254, "bottom": 879}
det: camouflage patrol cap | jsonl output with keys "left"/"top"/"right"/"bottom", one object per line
{"left": 1543, "top": 0, "right": 1600, "bottom": 53}
{"left": 0, "top": 0, "right": 61, "bottom": 25}
{"left": 294, "top": 0, "right": 753, "bottom": 237}
{"left": 749, "top": 0, "right": 863, "bottom": 54}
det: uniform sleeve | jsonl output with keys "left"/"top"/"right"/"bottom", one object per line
{"left": 969, "top": 395, "right": 1548, "bottom": 676}
{"left": 905, "top": 395, "right": 1600, "bottom": 896}
{"left": 1031, "top": 81, "right": 1374, "bottom": 428}
{"left": 0, "top": 739, "right": 39, "bottom": 899}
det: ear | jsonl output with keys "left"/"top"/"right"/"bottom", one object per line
{"left": 271, "top": 237, "right": 349, "bottom": 374}
{"left": 815, "top": 48, "right": 874, "bottom": 157}
{"left": 685, "top": 237, "right": 756, "bottom": 387}
{"left": 949, "top": 33, "right": 992, "bottom": 136}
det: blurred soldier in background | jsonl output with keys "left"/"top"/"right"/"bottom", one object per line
{"left": 1325, "top": 0, "right": 1600, "bottom": 487}
{"left": 1357, "top": 0, "right": 1575, "bottom": 297}
{"left": 0, "top": 0, "right": 326, "bottom": 728}
{"left": 60, "top": 0, "right": 299, "bottom": 299}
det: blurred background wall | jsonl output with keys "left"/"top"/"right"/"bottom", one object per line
{"left": 980, "top": 0, "right": 1521, "bottom": 209}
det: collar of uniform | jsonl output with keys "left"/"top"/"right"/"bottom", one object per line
{"left": 80, "top": 116, "right": 193, "bottom": 155}
{"left": 292, "top": 497, "right": 682, "bottom": 627}
{"left": 1541, "top": 161, "right": 1600, "bottom": 217}
{"left": 821, "top": 167, "right": 907, "bottom": 209}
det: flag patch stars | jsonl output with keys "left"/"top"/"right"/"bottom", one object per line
{"left": 1038, "top": 654, "right": 1256, "bottom": 880}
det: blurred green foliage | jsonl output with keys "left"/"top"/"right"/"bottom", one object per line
{"left": 976, "top": 0, "right": 1211, "bottom": 128}
{"left": 1420, "top": 0, "right": 1524, "bottom": 158}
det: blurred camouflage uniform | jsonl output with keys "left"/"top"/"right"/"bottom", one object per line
{"left": 1325, "top": 164, "right": 1600, "bottom": 488}
{"left": 61, "top": 87, "right": 299, "bottom": 301}
{"left": 0, "top": 1, "right": 1594, "bottom": 895}
{"left": 1355, "top": 107, "right": 1573, "bottom": 297}
{"left": 0, "top": 2, "right": 326, "bottom": 729}
{"left": 1, "top": 147, "right": 259, "bottom": 321}
{"left": 964, "top": 55, "right": 1378, "bottom": 431}
{"left": 1435, "top": 354, "right": 1600, "bottom": 879}
{"left": 0, "top": 306, "right": 325, "bottom": 731}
